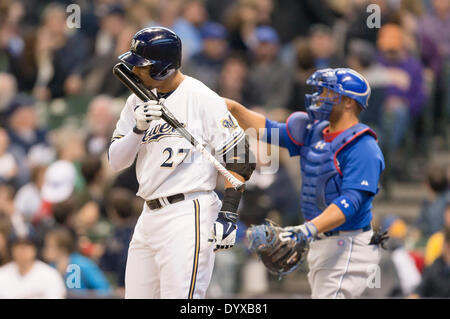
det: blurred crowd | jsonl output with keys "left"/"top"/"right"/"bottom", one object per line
{"left": 0, "top": 0, "right": 449, "bottom": 298}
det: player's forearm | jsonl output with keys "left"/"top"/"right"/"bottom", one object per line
{"left": 224, "top": 98, "right": 266, "bottom": 138}
{"left": 108, "top": 130, "right": 143, "bottom": 171}
{"left": 310, "top": 204, "right": 346, "bottom": 234}
{"left": 224, "top": 171, "right": 245, "bottom": 190}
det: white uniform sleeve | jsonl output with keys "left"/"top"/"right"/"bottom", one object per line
{"left": 111, "top": 94, "right": 137, "bottom": 140}
{"left": 202, "top": 96, "right": 245, "bottom": 158}
{"left": 108, "top": 94, "right": 143, "bottom": 171}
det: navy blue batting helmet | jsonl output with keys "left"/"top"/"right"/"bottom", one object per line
{"left": 118, "top": 27, "right": 182, "bottom": 81}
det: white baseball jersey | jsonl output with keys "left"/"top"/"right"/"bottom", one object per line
{"left": 0, "top": 261, "right": 66, "bottom": 299}
{"left": 111, "top": 75, "right": 244, "bottom": 200}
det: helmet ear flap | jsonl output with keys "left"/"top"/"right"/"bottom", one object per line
{"left": 148, "top": 61, "right": 175, "bottom": 81}
{"left": 152, "top": 68, "right": 176, "bottom": 81}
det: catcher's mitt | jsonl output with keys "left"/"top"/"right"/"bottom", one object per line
{"left": 246, "top": 220, "right": 309, "bottom": 278}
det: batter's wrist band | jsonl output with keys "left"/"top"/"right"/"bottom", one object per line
{"left": 133, "top": 125, "right": 147, "bottom": 135}
{"left": 220, "top": 188, "right": 242, "bottom": 215}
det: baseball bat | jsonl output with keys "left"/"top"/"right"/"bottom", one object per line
{"left": 112, "top": 62, "right": 245, "bottom": 191}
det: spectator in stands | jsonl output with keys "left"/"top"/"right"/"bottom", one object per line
{"left": 0, "top": 183, "right": 31, "bottom": 255}
{"left": 415, "top": 165, "right": 449, "bottom": 238}
{"left": 205, "top": 0, "right": 235, "bottom": 23}
{"left": 34, "top": 194, "right": 79, "bottom": 252}
{"left": 392, "top": 1, "right": 440, "bottom": 77}
{"left": 75, "top": 156, "right": 113, "bottom": 261}
{"left": 100, "top": 188, "right": 139, "bottom": 293}
{"left": 0, "top": 0, "right": 25, "bottom": 68}
{"left": 271, "top": 0, "right": 337, "bottom": 43}
{"left": 74, "top": 195, "right": 112, "bottom": 262}
{"left": 0, "top": 229, "right": 66, "bottom": 298}
{"left": 413, "top": 228, "right": 450, "bottom": 298}
{"left": 79, "top": 155, "right": 107, "bottom": 212}
{"left": 0, "top": 213, "right": 12, "bottom": 266}
{"left": 0, "top": 126, "right": 17, "bottom": 184}
{"left": 345, "top": 0, "right": 392, "bottom": 49}
{"left": 347, "top": 39, "right": 389, "bottom": 130}
{"left": 5, "top": 94, "right": 48, "bottom": 158}
{"left": 386, "top": 217, "right": 421, "bottom": 297}
{"left": 4, "top": 94, "right": 53, "bottom": 188}
{"left": 247, "top": 26, "right": 292, "bottom": 109}
{"left": 376, "top": 23, "right": 426, "bottom": 153}
{"left": 287, "top": 37, "right": 316, "bottom": 112}
{"left": 217, "top": 55, "right": 250, "bottom": 104}
{"left": 32, "top": 158, "right": 77, "bottom": 225}
{"left": 85, "top": 95, "right": 117, "bottom": 156}
{"left": 183, "top": 22, "right": 229, "bottom": 91}
{"left": 225, "top": 0, "right": 260, "bottom": 57}
{"left": 83, "top": 5, "right": 136, "bottom": 97}
{"left": 419, "top": 0, "right": 450, "bottom": 60}
{"left": 424, "top": 198, "right": 450, "bottom": 267}
{"left": 43, "top": 227, "right": 111, "bottom": 297}
{"left": 13, "top": 165, "right": 46, "bottom": 223}
{"left": 50, "top": 128, "right": 86, "bottom": 188}
{"left": 0, "top": 73, "right": 17, "bottom": 124}
{"left": 308, "top": 24, "right": 345, "bottom": 70}
{"left": 418, "top": 0, "right": 450, "bottom": 136}
{"left": 94, "top": 4, "right": 128, "bottom": 58}
{"left": 0, "top": 182, "right": 16, "bottom": 218}
{"left": 8, "top": 3, "right": 89, "bottom": 100}
{"left": 172, "top": 0, "right": 208, "bottom": 61}
{"left": 127, "top": 0, "right": 159, "bottom": 30}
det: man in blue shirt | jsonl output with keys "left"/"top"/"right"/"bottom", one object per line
{"left": 43, "top": 227, "right": 111, "bottom": 298}
{"left": 225, "top": 68, "right": 386, "bottom": 298}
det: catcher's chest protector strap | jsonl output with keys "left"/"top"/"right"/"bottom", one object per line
{"left": 299, "top": 122, "right": 377, "bottom": 216}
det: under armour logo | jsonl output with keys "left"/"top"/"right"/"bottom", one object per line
{"left": 315, "top": 141, "right": 326, "bottom": 150}
{"left": 340, "top": 199, "right": 349, "bottom": 209}
{"left": 361, "top": 180, "right": 369, "bottom": 186}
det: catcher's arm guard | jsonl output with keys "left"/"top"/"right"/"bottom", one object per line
{"left": 246, "top": 220, "right": 309, "bottom": 278}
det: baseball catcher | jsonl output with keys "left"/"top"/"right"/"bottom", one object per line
{"left": 226, "top": 68, "right": 388, "bottom": 298}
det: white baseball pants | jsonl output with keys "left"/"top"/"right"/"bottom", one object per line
{"left": 125, "top": 191, "right": 221, "bottom": 299}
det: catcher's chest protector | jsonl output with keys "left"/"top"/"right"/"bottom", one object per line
{"left": 299, "top": 121, "right": 376, "bottom": 220}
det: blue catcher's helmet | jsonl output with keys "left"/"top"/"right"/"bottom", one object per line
{"left": 118, "top": 27, "right": 182, "bottom": 80}
{"left": 305, "top": 68, "right": 371, "bottom": 121}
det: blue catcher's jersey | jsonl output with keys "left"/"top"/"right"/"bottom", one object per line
{"left": 264, "top": 113, "right": 385, "bottom": 231}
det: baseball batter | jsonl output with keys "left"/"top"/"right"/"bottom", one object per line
{"left": 226, "top": 68, "right": 386, "bottom": 298}
{"left": 108, "top": 27, "right": 255, "bottom": 299}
